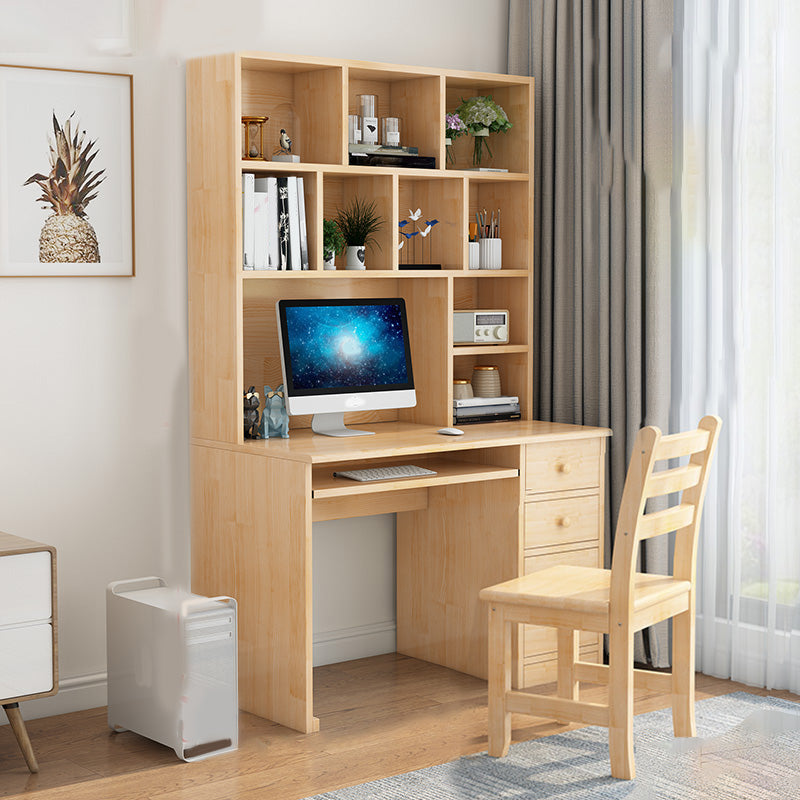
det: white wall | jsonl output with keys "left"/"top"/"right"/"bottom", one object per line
{"left": 0, "top": 0, "right": 509, "bottom": 719}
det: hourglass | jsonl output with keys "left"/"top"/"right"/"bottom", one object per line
{"left": 242, "top": 116, "right": 269, "bottom": 160}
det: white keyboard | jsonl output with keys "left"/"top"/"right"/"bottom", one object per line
{"left": 333, "top": 465, "right": 437, "bottom": 482}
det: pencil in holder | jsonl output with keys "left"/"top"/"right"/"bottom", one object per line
{"left": 479, "top": 238, "right": 502, "bottom": 270}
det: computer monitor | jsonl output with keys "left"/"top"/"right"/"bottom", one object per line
{"left": 276, "top": 297, "right": 416, "bottom": 437}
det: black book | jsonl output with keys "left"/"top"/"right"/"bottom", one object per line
{"left": 277, "top": 177, "right": 291, "bottom": 270}
{"left": 452, "top": 411, "right": 522, "bottom": 425}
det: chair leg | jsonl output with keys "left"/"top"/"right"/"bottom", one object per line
{"left": 556, "top": 628, "right": 579, "bottom": 722}
{"left": 671, "top": 609, "right": 696, "bottom": 737}
{"left": 3, "top": 703, "right": 39, "bottom": 773}
{"left": 487, "top": 604, "right": 512, "bottom": 757}
{"left": 608, "top": 626, "right": 635, "bottom": 780}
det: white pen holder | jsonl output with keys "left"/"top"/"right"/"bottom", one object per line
{"left": 468, "top": 241, "right": 480, "bottom": 270}
{"left": 479, "top": 238, "right": 502, "bottom": 270}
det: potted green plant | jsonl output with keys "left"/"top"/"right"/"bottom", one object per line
{"left": 322, "top": 218, "right": 345, "bottom": 269}
{"left": 334, "top": 196, "right": 383, "bottom": 269}
{"left": 453, "top": 95, "right": 512, "bottom": 167}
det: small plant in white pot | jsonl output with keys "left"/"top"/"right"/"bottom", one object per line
{"left": 335, "top": 196, "right": 383, "bottom": 269}
{"left": 322, "top": 218, "right": 345, "bottom": 269}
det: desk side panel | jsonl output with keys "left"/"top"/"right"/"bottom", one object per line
{"left": 191, "top": 445, "right": 315, "bottom": 732}
{"left": 396, "top": 475, "right": 522, "bottom": 679}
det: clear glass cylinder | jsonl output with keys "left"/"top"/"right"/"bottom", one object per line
{"left": 348, "top": 115, "right": 362, "bottom": 144}
{"left": 381, "top": 117, "right": 401, "bottom": 147}
{"left": 359, "top": 94, "right": 376, "bottom": 117}
{"left": 359, "top": 94, "right": 378, "bottom": 145}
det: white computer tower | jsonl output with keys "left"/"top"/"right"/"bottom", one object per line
{"left": 106, "top": 577, "right": 238, "bottom": 761}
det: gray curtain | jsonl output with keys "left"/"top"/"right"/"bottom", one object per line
{"left": 508, "top": 0, "right": 673, "bottom": 667}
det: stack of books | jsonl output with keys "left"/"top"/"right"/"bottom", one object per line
{"left": 242, "top": 173, "right": 309, "bottom": 271}
{"left": 453, "top": 396, "right": 521, "bottom": 425}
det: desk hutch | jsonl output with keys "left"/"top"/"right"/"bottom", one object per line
{"left": 186, "top": 52, "right": 610, "bottom": 734}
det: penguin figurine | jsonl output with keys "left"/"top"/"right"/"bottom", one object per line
{"left": 278, "top": 128, "right": 292, "bottom": 154}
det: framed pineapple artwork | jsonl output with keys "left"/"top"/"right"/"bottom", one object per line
{"left": 0, "top": 65, "right": 134, "bottom": 276}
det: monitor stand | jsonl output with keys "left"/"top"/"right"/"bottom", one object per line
{"left": 311, "top": 412, "right": 375, "bottom": 437}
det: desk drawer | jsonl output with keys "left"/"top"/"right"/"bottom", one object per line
{"left": 525, "top": 439, "right": 601, "bottom": 495}
{"left": 524, "top": 495, "right": 599, "bottom": 551}
{"left": 523, "top": 543, "right": 599, "bottom": 576}
{"left": 522, "top": 546, "right": 600, "bottom": 660}
{"left": 0, "top": 551, "right": 52, "bottom": 626}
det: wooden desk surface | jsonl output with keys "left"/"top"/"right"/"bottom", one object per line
{"left": 192, "top": 420, "right": 612, "bottom": 465}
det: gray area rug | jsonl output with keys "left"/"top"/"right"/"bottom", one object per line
{"left": 303, "top": 692, "right": 800, "bottom": 799}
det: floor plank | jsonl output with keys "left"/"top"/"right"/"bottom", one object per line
{"left": 0, "top": 654, "right": 796, "bottom": 800}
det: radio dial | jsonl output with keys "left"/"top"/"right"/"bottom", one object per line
{"left": 493, "top": 325, "right": 508, "bottom": 340}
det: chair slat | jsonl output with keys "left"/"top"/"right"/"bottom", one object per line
{"left": 505, "top": 690, "right": 610, "bottom": 727}
{"left": 645, "top": 464, "right": 702, "bottom": 499}
{"left": 639, "top": 503, "right": 695, "bottom": 540}
{"left": 654, "top": 428, "right": 710, "bottom": 461}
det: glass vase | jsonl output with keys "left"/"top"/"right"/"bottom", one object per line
{"left": 472, "top": 127, "right": 492, "bottom": 166}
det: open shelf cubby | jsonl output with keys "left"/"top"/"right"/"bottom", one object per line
{"left": 445, "top": 74, "right": 533, "bottom": 174}
{"left": 398, "top": 175, "right": 464, "bottom": 271}
{"left": 347, "top": 67, "right": 442, "bottom": 165}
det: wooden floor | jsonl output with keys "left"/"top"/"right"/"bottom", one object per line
{"left": 1, "top": 654, "right": 797, "bottom": 800}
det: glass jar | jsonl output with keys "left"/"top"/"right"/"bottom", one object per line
{"left": 359, "top": 94, "right": 378, "bottom": 145}
{"left": 381, "top": 117, "right": 401, "bottom": 147}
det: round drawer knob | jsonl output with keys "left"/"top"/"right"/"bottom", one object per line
{"left": 557, "top": 462, "right": 572, "bottom": 474}
{"left": 558, "top": 516, "right": 572, "bottom": 528}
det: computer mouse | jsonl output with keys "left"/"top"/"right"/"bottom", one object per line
{"left": 437, "top": 427, "right": 465, "bottom": 436}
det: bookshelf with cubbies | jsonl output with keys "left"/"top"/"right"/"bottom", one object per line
{"left": 186, "top": 52, "right": 535, "bottom": 445}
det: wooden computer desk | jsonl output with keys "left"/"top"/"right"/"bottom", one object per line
{"left": 191, "top": 419, "right": 610, "bottom": 734}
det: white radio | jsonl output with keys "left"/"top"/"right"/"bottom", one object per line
{"left": 453, "top": 309, "right": 510, "bottom": 344}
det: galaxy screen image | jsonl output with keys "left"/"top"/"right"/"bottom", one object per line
{"left": 280, "top": 300, "right": 413, "bottom": 394}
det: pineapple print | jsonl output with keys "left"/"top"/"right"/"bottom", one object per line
{"left": 24, "top": 112, "right": 105, "bottom": 263}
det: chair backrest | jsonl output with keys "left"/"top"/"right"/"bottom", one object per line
{"left": 609, "top": 415, "right": 722, "bottom": 618}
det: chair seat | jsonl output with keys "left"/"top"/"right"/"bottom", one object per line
{"left": 479, "top": 565, "right": 691, "bottom": 631}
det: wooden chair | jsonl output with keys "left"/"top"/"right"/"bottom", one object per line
{"left": 479, "top": 415, "right": 721, "bottom": 780}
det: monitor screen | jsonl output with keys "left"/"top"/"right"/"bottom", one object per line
{"left": 276, "top": 298, "right": 416, "bottom": 436}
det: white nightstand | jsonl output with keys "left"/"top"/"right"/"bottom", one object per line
{"left": 0, "top": 532, "right": 58, "bottom": 773}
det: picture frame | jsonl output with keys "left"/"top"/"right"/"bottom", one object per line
{"left": 0, "top": 64, "right": 134, "bottom": 277}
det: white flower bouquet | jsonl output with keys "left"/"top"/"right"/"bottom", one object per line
{"left": 453, "top": 95, "right": 512, "bottom": 165}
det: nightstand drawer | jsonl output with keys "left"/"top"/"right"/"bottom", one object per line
{"left": 525, "top": 439, "right": 601, "bottom": 494}
{"left": 0, "top": 624, "right": 53, "bottom": 699}
{"left": 524, "top": 495, "right": 600, "bottom": 551}
{"left": 0, "top": 551, "right": 52, "bottom": 626}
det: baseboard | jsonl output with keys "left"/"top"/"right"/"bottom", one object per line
{"left": 0, "top": 672, "right": 107, "bottom": 725}
{"left": 313, "top": 621, "right": 396, "bottom": 667}
{"left": 1, "top": 623, "right": 398, "bottom": 725}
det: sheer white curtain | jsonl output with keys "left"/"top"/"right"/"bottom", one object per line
{"left": 675, "top": 0, "right": 800, "bottom": 691}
